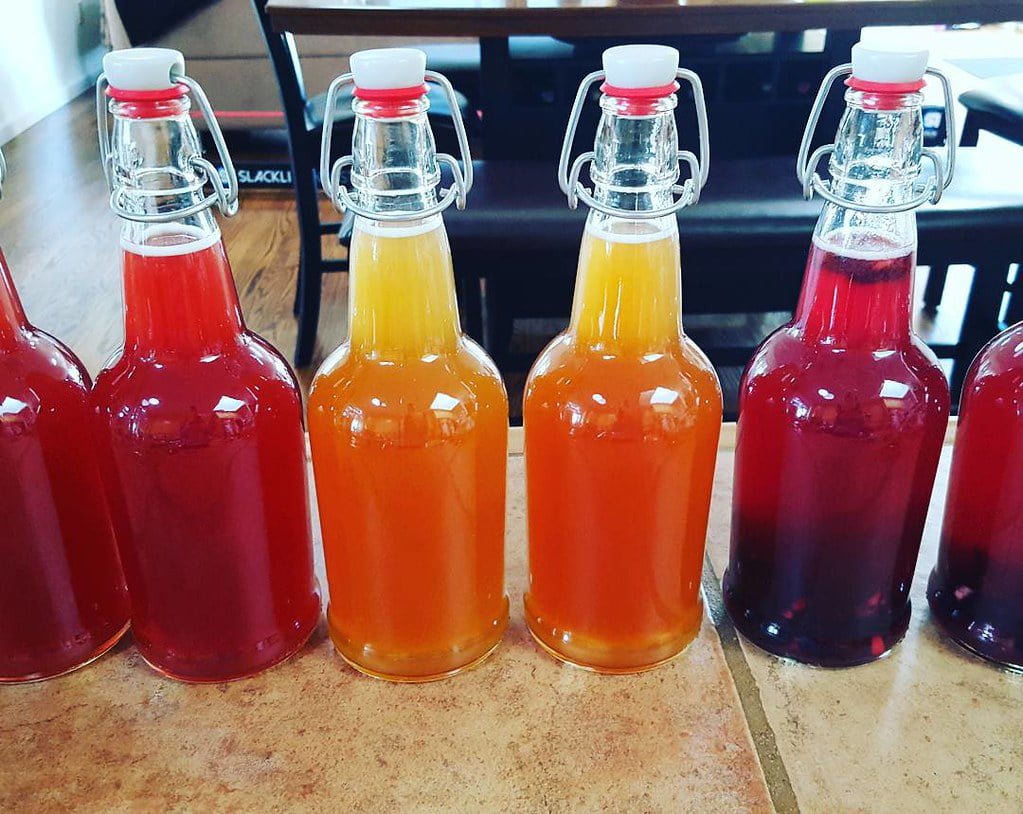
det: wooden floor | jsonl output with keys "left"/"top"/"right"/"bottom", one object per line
{"left": 0, "top": 92, "right": 348, "bottom": 395}
{"left": 1, "top": 91, "right": 977, "bottom": 416}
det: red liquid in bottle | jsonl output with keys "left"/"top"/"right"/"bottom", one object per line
{"left": 92, "top": 231, "right": 320, "bottom": 682}
{"left": 928, "top": 323, "right": 1023, "bottom": 669}
{"left": 724, "top": 232, "right": 948, "bottom": 666}
{"left": 0, "top": 250, "right": 129, "bottom": 682}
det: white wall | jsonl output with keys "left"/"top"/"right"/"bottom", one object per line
{"left": 0, "top": 0, "right": 105, "bottom": 145}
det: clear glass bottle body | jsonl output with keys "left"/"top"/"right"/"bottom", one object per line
{"left": 928, "top": 322, "right": 1023, "bottom": 669}
{"left": 308, "top": 94, "right": 509, "bottom": 682}
{"left": 91, "top": 92, "right": 320, "bottom": 682}
{"left": 724, "top": 87, "right": 949, "bottom": 667}
{"left": 0, "top": 251, "right": 129, "bottom": 682}
{"left": 524, "top": 92, "right": 723, "bottom": 673}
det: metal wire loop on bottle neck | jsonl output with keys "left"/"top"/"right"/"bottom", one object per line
{"left": 557, "top": 68, "right": 710, "bottom": 218}
{"left": 795, "top": 64, "right": 956, "bottom": 213}
{"left": 319, "top": 70, "right": 473, "bottom": 221}
{"left": 0, "top": 147, "right": 6, "bottom": 202}
{"left": 96, "top": 72, "right": 239, "bottom": 222}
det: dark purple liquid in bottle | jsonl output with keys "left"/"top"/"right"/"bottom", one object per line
{"left": 724, "top": 232, "right": 949, "bottom": 666}
{"left": 928, "top": 323, "right": 1023, "bottom": 669}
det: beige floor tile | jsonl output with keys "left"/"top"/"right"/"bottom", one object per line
{"left": 705, "top": 446, "right": 1023, "bottom": 813}
{"left": 3, "top": 456, "right": 772, "bottom": 813}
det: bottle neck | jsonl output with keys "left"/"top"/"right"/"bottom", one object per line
{"left": 110, "top": 94, "right": 243, "bottom": 356}
{"left": 795, "top": 87, "right": 922, "bottom": 346}
{"left": 570, "top": 91, "right": 684, "bottom": 351}
{"left": 351, "top": 94, "right": 439, "bottom": 216}
{"left": 348, "top": 215, "right": 460, "bottom": 357}
{"left": 121, "top": 231, "right": 244, "bottom": 356}
{"left": 571, "top": 214, "right": 682, "bottom": 351}
{"left": 794, "top": 226, "right": 915, "bottom": 346}
{"left": 0, "top": 249, "right": 29, "bottom": 349}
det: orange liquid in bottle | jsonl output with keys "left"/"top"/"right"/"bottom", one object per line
{"left": 309, "top": 217, "right": 509, "bottom": 681}
{"left": 524, "top": 219, "right": 722, "bottom": 672}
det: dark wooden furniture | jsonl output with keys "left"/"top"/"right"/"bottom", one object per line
{"left": 265, "top": 0, "right": 1023, "bottom": 382}
{"left": 961, "top": 73, "right": 1023, "bottom": 147}
{"left": 444, "top": 150, "right": 1023, "bottom": 400}
{"left": 267, "top": 1, "right": 1022, "bottom": 37}
{"left": 252, "top": 0, "right": 472, "bottom": 365}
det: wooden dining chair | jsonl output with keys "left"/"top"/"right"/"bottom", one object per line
{"left": 251, "top": 0, "right": 473, "bottom": 365}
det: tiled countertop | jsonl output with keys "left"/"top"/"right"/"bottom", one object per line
{"left": 4, "top": 425, "right": 1022, "bottom": 812}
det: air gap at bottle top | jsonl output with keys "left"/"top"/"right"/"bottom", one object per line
{"left": 91, "top": 48, "right": 320, "bottom": 683}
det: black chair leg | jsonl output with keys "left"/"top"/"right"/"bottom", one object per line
{"left": 1006, "top": 267, "right": 1023, "bottom": 326}
{"left": 951, "top": 258, "right": 1008, "bottom": 400}
{"left": 960, "top": 113, "right": 981, "bottom": 147}
{"left": 923, "top": 264, "right": 950, "bottom": 315}
{"left": 294, "top": 166, "right": 324, "bottom": 367}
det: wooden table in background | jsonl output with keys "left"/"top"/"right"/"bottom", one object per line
{"left": 267, "top": 0, "right": 1023, "bottom": 37}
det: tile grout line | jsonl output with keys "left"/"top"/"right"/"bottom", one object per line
{"left": 702, "top": 554, "right": 801, "bottom": 814}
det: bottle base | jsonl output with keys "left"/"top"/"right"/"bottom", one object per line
{"left": 723, "top": 584, "right": 910, "bottom": 668}
{"left": 0, "top": 620, "right": 131, "bottom": 685}
{"left": 523, "top": 599, "right": 701, "bottom": 674}
{"left": 327, "top": 603, "right": 509, "bottom": 683}
{"left": 136, "top": 604, "right": 321, "bottom": 684}
{"left": 927, "top": 576, "right": 1023, "bottom": 672}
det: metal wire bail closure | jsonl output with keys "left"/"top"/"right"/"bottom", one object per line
{"left": 796, "top": 64, "right": 956, "bottom": 213}
{"left": 96, "top": 71, "right": 240, "bottom": 222}
{"left": 0, "top": 147, "right": 6, "bottom": 202}
{"left": 319, "top": 70, "right": 473, "bottom": 221}
{"left": 557, "top": 68, "right": 710, "bottom": 220}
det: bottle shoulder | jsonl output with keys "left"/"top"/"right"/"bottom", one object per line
{"left": 308, "top": 340, "right": 508, "bottom": 444}
{"left": 524, "top": 333, "right": 722, "bottom": 438}
{"left": 0, "top": 331, "right": 91, "bottom": 436}
{"left": 740, "top": 327, "right": 950, "bottom": 430}
{"left": 0, "top": 329, "right": 90, "bottom": 395}
{"left": 311, "top": 339, "right": 505, "bottom": 404}
{"left": 527, "top": 333, "right": 721, "bottom": 401}
{"left": 92, "top": 333, "right": 301, "bottom": 416}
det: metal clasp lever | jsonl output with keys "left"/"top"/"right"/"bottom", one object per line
{"left": 557, "top": 68, "right": 710, "bottom": 219}
{"left": 319, "top": 70, "right": 473, "bottom": 221}
{"left": 96, "top": 71, "right": 239, "bottom": 222}
{"left": 796, "top": 64, "right": 956, "bottom": 213}
{"left": 0, "top": 147, "right": 6, "bottom": 202}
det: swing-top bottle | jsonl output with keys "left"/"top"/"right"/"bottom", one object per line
{"left": 524, "top": 45, "right": 723, "bottom": 673}
{"left": 91, "top": 48, "right": 320, "bottom": 682}
{"left": 309, "top": 49, "right": 509, "bottom": 682}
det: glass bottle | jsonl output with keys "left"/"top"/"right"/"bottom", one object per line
{"left": 524, "top": 45, "right": 722, "bottom": 673}
{"left": 928, "top": 322, "right": 1023, "bottom": 669}
{"left": 724, "top": 43, "right": 954, "bottom": 667}
{"left": 91, "top": 48, "right": 320, "bottom": 682}
{"left": 309, "top": 49, "right": 509, "bottom": 682}
{"left": 0, "top": 149, "right": 130, "bottom": 683}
